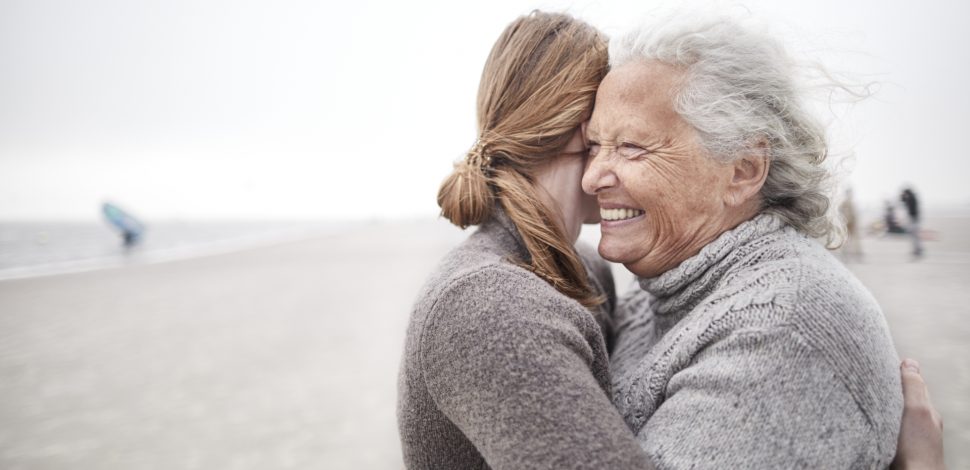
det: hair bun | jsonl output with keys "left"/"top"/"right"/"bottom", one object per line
{"left": 437, "top": 156, "right": 493, "bottom": 229}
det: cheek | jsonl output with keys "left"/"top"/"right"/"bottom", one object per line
{"left": 624, "top": 163, "right": 679, "bottom": 216}
{"left": 657, "top": 159, "right": 724, "bottom": 214}
{"left": 685, "top": 165, "right": 721, "bottom": 195}
{"left": 552, "top": 158, "right": 596, "bottom": 227}
{"left": 625, "top": 167, "right": 695, "bottom": 245}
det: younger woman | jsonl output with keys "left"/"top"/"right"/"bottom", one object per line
{"left": 397, "top": 11, "right": 651, "bottom": 468}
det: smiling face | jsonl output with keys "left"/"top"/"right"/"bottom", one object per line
{"left": 582, "top": 60, "right": 750, "bottom": 278}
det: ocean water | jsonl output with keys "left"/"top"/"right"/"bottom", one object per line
{"left": 0, "top": 220, "right": 340, "bottom": 281}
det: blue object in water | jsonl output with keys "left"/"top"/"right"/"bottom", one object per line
{"left": 102, "top": 202, "right": 145, "bottom": 246}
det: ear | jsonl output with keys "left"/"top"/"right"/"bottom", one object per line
{"left": 724, "top": 138, "right": 770, "bottom": 208}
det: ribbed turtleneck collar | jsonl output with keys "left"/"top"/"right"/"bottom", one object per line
{"left": 637, "top": 213, "right": 786, "bottom": 316}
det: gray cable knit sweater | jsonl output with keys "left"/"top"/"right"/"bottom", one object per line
{"left": 397, "top": 209, "right": 653, "bottom": 469}
{"left": 610, "top": 213, "right": 903, "bottom": 469}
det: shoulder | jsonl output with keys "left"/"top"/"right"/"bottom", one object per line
{"left": 415, "top": 261, "right": 613, "bottom": 395}
{"left": 427, "top": 261, "right": 599, "bottom": 335}
{"left": 704, "top": 228, "right": 902, "bottom": 454}
{"left": 416, "top": 252, "right": 606, "bottom": 362}
{"left": 432, "top": 262, "right": 563, "bottom": 319}
{"left": 716, "top": 227, "right": 880, "bottom": 323}
{"left": 642, "top": 324, "right": 894, "bottom": 468}
{"left": 712, "top": 226, "right": 897, "bottom": 373}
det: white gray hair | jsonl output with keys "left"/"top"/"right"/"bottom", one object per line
{"left": 610, "top": 17, "right": 840, "bottom": 243}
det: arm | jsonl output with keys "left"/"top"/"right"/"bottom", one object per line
{"left": 420, "top": 266, "right": 652, "bottom": 470}
{"left": 638, "top": 327, "right": 883, "bottom": 469}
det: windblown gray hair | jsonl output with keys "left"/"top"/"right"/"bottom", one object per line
{"left": 611, "top": 17, "right": 842, "bottom": 245}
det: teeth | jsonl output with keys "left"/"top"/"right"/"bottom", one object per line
{"left": 600, "top": 208, "right": 643, "bottom": 221}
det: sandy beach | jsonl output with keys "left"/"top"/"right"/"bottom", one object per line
{"left": 1, "top": 216, "right": 967, "bottom": 469}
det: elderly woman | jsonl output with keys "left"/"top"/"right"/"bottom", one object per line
{"left": 583, "top": 18, "right": 904, "bottom": 468}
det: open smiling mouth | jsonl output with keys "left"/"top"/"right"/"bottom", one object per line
{"left": 600, "top": 208, "right": 646, "bottom": 221}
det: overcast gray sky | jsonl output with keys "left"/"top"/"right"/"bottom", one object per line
{"left": 2, "top": 0, "right": 969, "bottom": 220}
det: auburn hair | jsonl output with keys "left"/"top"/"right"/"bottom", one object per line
{"left": 436, "top": 11, "right": 608, "bottom": 308}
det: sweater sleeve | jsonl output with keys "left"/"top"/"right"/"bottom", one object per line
{"left": 637, "top": 326, "right": 879, "bottom": 469}
{"left": 420, "top": 266, "right": 652, "bottom": 470}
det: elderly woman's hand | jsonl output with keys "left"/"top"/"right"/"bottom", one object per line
{"left": 891, "top": 359, "right": 945, "bottom": 470}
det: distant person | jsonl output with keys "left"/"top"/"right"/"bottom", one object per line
{"left": 839, "top": 188, "right": 863, "bottom": 261}
{"left": 901, "top": 187, "right": 924, "bottom": 257}
{"left": 884, "top": 200, "right": 906, "bottom": 234}
{"left": 101, "top": 202, "right": 144, "bottom": 248}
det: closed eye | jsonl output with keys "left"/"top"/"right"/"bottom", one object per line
{"left": 587, "top": 141, "right": 601, "bottom": 157}
{"left": 586, "top": 140, "right": 650, "bottom": 160}
{"left": 617, "top": 143, "right": 649, "bottom": 160}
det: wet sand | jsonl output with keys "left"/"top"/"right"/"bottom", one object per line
{"left": 1, "top": 216, "right": 967, "bottom": 468}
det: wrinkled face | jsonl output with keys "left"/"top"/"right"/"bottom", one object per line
{"left": 582, "top": 61, "right": 739, "bottom": 278}
{"left": 534, "top": 127, "right": 601, "bottom": 243}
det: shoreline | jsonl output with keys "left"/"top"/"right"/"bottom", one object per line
{"left": 0, "top": 222, "right": 355, "bottom": 282}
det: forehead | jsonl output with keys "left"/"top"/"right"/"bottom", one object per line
{"left": 589, "top": 60, "right": 686, "bottom": 136}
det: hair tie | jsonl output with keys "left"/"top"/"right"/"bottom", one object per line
{"left": 467, "top": 138, "right": 493, "bottom": 172}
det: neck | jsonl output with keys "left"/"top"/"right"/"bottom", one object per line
{"left": 639, "top": 213, "right": 785, "bottom": 315}
{"left": 628, "top": 206, "right": 759, "bottom": 278}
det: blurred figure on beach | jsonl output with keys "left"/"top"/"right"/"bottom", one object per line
{"left": 839, "top": 187, "right": 863, "bottom": 262}
{"left": 901, "top": 187, "right": 924, "bottom": 257}
{"left": 101, "top": 202, "right": 144, "bottom": 248}
{"left": 877, "top": 200, "right": 907, "bottom": 235}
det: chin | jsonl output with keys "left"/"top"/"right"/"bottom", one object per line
{"left": 623, "top": 260, "right": 659, "bottom": 279}
{"left": 597, "top": 238, "right": 632, "bottom": 264}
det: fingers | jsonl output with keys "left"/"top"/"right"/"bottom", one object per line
{"left": 901, "top": 357, "right": 920, "bottom": 373}
{"left": 900, "top": 358, "right": 929, "bottom": 406}
{"left": 893, "top": 358, "right": 946, "bottom": 470}
{"left": 899, "top": 358, "right": 942, "bottom": 432}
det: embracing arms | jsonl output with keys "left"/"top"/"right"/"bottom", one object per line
{"left": 419, "top": 266, "right": 652, "bottom": 469}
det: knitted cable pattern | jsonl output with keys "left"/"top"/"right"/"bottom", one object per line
{"left": 610, "top": 213, "right": 902, "bottom": 469}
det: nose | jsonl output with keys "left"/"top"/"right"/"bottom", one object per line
{"left": 582, "top": 149, "right": 619, "bottom": 196}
